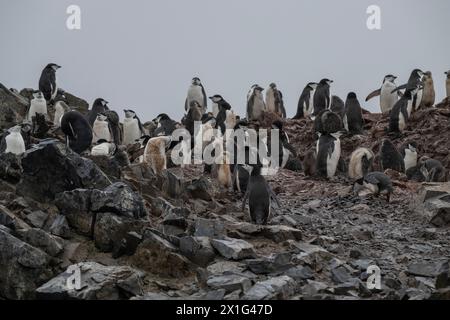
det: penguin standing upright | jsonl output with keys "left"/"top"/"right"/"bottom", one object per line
{"left": 420, "top": 71, "right": 435, "bottom": 108}
{"left": 53, "top": 93, "right": 70, "bottom": 127}
{"left": 330, "top": 95, "right": 345, "bottom": 120}
{"left": 312, "top": 79, "right": 333, "bottom": 117}
{"left": 0, "top": 125, "right": 26, "bottom": 155}
{"left": 143, "top": 136, "right": 172, "bottom": 174}
{"left": 247, "top": 85, "right": 266, "bottom": 122}
{"left": 153, "top": 113, "right": 178, "bottom": 137}
{"left": 122, "top": 109, "right": 144, "bottom": 145}
{"left": 27, "top": 90, "right": 48, "bottom": 121}
{"left": 210, "top": 95, "right": 222, "bottom": 118}
{"left": 92, "top": 114, "right": 112, "bottom": 144}
{"left": 294, "top": 83, "right": 318, "bottom": 119}
{"left": 388, "top": 85, "right": 422, "bottom": 134}
{"left": 242, "top": 164, "right": 280, "bottom": 225}
{"left": 392, "top": 69, "right": 425, "bottom": 113}
{"left": 348, "top": 147, "right": 374, "bottom": 179}
{"left": 39, "top": 63, "right": 61, "bottom": 102}
{"left": 354, "top": 172, "right": 394, "bottom": 202}
{"left": 270, "top": 120, "right": 296, "bottom": 169}
{"left": 316, "top": 132, "right": 342, "bottom": 178}
{"left": 445, "top": 71, "right": 450, "bottom": 98}
{"left": 379, "top": 139, "right": 405, "bottom": 172}
{"left": 314, "top": 109, "right": 343, "bottom": 135}
{"left": 400, "top": 142, "right": 418, "bottom": 172}
{"left": 185, "top": 77, "right": 207, "bottom": 114}
{"left": 343, "top": 92, "right": 364, "bottom": 135}
{"left": 61, "top": 111, "right": 93, "bottom": 154}
{"left": 103, "top": 110, "right": 122, "bottom": 145}
{"left": 184, "top": 101, "right": 204, "bottom": 137}
{"left": 212, "top": 96, "right": 232, "bottom": 135}
{"left": 366, "top": 75, "right": 399, "bottom": 115}
{"left": 87, "top": 98, "right": 109, "bottom": 127}
{"left": 265, "top": 83, "right": 286, "bottom": 118}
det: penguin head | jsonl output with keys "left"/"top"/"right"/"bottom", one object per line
{"left": 412, "top": 69, "right": 425, "bottom": 78}
{"left": 320, "top": 79, "right": 333, "bottom": 86}
{"left": 445, "top": 71, "right": 450, "bottom": 79}
{"left": 192, "top": 77, "right": 202, "bottom": 86}
{"left": 46, "top": 63, "right": 61, "bottom": 72}
{"left": 7, "top": 125, "right": 22, "bottom": 133}
{"left": 269, "top": 83, "right": 277, "bottom": 89}
{"left": 96, "top": 113, "right": 108, "bottom": 122}
{"left": 250, "top": 163, "right": 263, "bottom": 176}
{"left": 137, "top": 135, "right": 151, "bottom": 146}
{"left": 347, "top": 92, "right": 357, "bottom": 100}
{"left": 307, "top": 82, "right": 318, "bottom": 90}
{"left": 20, "top": 122, "right": 32, "bottom": 133}
{"left": 32, "top": 90, "right": 44, "bottom": 100}
{"left": 384, "top": 75, "right": 397, "bottom": 83}
{"left": 254, "top": 85, "right": 264, "bottom": 92}
{"left": 124, "top": 109, "right": 137, "bottom": 118}
{"left": 209, "top": 95, "right": 223, "bottom": 103}
{"left": 153, "top": 113, "right": 171, "bottom": 125}
{"left": 407, "top": 141, "right": 418, "bottom": 153}
{"left": 94, "top": 98, "right": 109, "bottom": 109}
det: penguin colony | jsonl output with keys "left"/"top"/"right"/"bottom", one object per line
{"left": 1, "top": 64, "right": 450, "bottom": 226}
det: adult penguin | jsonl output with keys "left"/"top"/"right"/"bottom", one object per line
{"left": 312, "top": 78, "right": 333, "bottom": 117}
{"left": 39, "top": 63, "right": 61, "bottom": 102}
{"left": 392, "top": 69, "right": 425, "bottom": 113}
{"left": 294, "top": 83, "right": 318, "bottom": 119}
{"left": 185, "top": 77, "right": 207, "bottom": 114}
{"left": 61, "top": 110, "right": 93, "bottom": 154}
{"left": 366, "top": 74, "right": 399, "bottom": 115}
{"left": 87, "top": 98, "right": 109, "bottom": 127}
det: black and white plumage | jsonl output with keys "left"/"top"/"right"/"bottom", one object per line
{"left": 92, "top": 113, "right": 112, "bottom": 144}
{"left": 53, "top": 92, "right": 70, "bottom": 127}
{"left": 247, "top": 85, "right": 266, "bottom": 122}
{"left": 242, "top": 164, "right": 280, "bottom": 225}
{"left": 348, "top": 147, "right": 374, "bottom": 179}
{"left": 379, "top": 139, "right": 405, "bottom": 172}
{"left": 87, "top": 98, "right": 109, "bottom": 127}
{"left": 343, "top": 92, "right": 364, "bottom": 135}
{"left": 27, "top": 91, "right": 48, "bottom": 121}
{"left": 185, "top": 77, "right": 207, "bottom": 114}
{"left": 314, "top": 109, "right": 343, "bottom": 135}
{"left": 184, "top": 101, "right": 204, "bottom": 137}
{"left": 354, "top": 172, "right": 394, "bottom": 202}
{"left": 91, "top": 139, "right": 117, "bottom": 157}
{"left": 312, "top": 78, "right": 333, "bottom": 117}
{"left": 0, "top": 125, "right": 26, "bottom": 155}
{"left": 445, "top": 71, "right": 450, "bottom": 98}
{"left": 399, "top": 142, "right": 418, "bottom": 173}
{"left": 316, "top": 132, "right": 342, "bottom": 178}
{"left": 388, "top": 85, "right": 421, "bottom": 134}
{"left": 122, "top": 109, "right": 144, "bottom": 145}
{"left": 153, "top": 113, "right": 178, "bottom": 137}
{"left": 392, "top": 69, "right": 425, "bottom": 113}
{"left": 270, "top": 120, "right": 296, "bottom": 169}
{"left": 210, "top": 95, "right": 232, "bottom": 135}
{"left": 294, "top": 83, "right": 318, "bottom": 119}
{"left": 103, "top": 110, "right": 122, "bottom": 145}
{"left": 366, "top": 75, "right": 399, "bottom": 115}
{"left": 38, "top": 63, "right": 61, "bottom": 101}
{"left": 61, "top": 110, "right": 93, "bottom": 154}
{"left": 266, "top": 83, "right": 286, "bottom": 118}
{"left": 419, "top": 157, "right": 447, "bottom": 182}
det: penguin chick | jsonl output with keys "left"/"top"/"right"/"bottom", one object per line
{"left": 445, "top": 71, "right": 450, "bottom": 98}
{"left": 419, "top": 157, "right": 447, "bottom": 182}
{"left": 314, "top": 109, "right": 343, "bottom": 135}
{"left": 354, "top": 172, "right": 394, "bottom": 202}
{"left": 216, "top": 151, "right": 233, "bottom": 189}
{"left": 379, "top": 139, "right": 405, "bottom": 172}
{"left": 399, "top": 142, "right": 418, "bottom": 172}
{"left": 92, "top": 113, "right": 112, "bottom": 144}
{"left": 143, "top": 136, "right": 172, "bottom": 175}
{"left": 330, "top": 95, "right": 345, "bottom": 120}
{"left": 294, "top": 83, "right": 318, "bottom": 119}
{"left": 343, "top": 92, "right": 364, "bottom": 135}
{"left": 348, "top": 147, "right": 374, "bottom": 179}
{"left": 313, "top": 78, "right": 333, "bottom": 116}
{"left": 247, "top": 85, "right": 266, "bottom": 122}
{"left": 420, "top": 71, "right": 435, "bottom": 108}
{"left": 242, "top": 164, "right": 280, "bottom": 225}
{"left": 266, "top": 83, "right": 286, "bottom": 118}
{"left": 303, "top": 150, "right": 317, "bottom": 176}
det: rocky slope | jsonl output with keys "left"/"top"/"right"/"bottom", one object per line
{"left": 1, "top": 85, "right": 450, "bottom": 300}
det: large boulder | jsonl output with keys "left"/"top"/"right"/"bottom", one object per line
{"left": 0, "top": 83, "right": 27, "bottom": 129}
{"left": 36, "top": 262, "right": 145, "bottom": 300}
{"left": 0, "top": 228, "right": 53, "bottom": 299}
{"left": 17, "top": 140, "right": 111, "bottom": 201}
{"left": 0, "top": 153, "right": 22, "bottom": 184}
{"left": 415, "top": 183, "right": 450, "bottom": 227}
{"left": 242, "top": 276, "right": 297, "bottom": 300}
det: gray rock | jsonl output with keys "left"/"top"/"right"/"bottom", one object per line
{"left": 243, "top": 276, "right": 296, "bottom": 300}
{"left": 17, "top": 228, "right": 64, "bottom": 257}
{"left": 36, "top": 262, "right": 145, "bottom": 300}
{"left": 186, "top": 177, "right": 213, "bottom": 201}
{"left": 246, "top": 253, "right": 294, "bottom": 275}
{"left": 161, "top": 169, "right": 184, "bottom": 198}
{"left": 423, "top": 195, "right": 450, "bottom": 227}
{"left": 49, "top": 215, "right": 71, "bottom": 238}
{"left": 206, "top": 261, "right": 246, "bottom": 275}
{"left": 18, "top": 141, "right": 111, "bottom": 201}
{"left": 194, "top": 218, "right": 226, "bottom": 238}
{"left": 331, "top": 265, "right": 352, "bottom": 284}
{"left": 407, "top": 261, "right": 444, "bottom": 278}
{"left": 0, "top": 152, "right": 22, "bottom": 184}
{"left": 285, "top": 265, "right": 314, "bottom": 280}
{"left": 211, "top": 238, "right": 256, "bottom": 260}
{"left": 301, "top": 280, "right": 328, "bottom": 297}
{"left": 207, "top": 274, "right": 252, "bottom": 293}
{"left": 435, "top": 261, "right": 450, "bottom": 289}
{"left": 25, "top": 210, "right": 48, "bottom": 228}
{"left": 0, "top": 228, "right": 52, "bottom": 299}
{"left": 0, "top": 83, "right": 26, "bottom": 129}
{"left": 261, "top": 225, "right": 302, "bottom": 242}
{"left": 179, "top": 236, "right": 216, "bottom": 267}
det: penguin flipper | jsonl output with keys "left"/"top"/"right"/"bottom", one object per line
{"left": 68, "top": 122, "right": 77, "bottom": 139}
{"left": 365, "top": 89, "right": 381, "bottom": 102}
{"left": 201, "top": 84, "right": 207, "bottom": 111}
{"left": 185, "top": 98, "right": 189, "bottom": 112}
{"left": 391, "top": 84, "right": 407, "bottom": 94}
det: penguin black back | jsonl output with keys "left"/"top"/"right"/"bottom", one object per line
{"left": 61, "top": 111, "right": 93, "bottom": 154}
{"left": 380, "top": 139, "right": 405, "bottom": 172}
{"left": 313, "top": 79, "right": 333, "bottom": 116}
{"left": 39, "top": 63, "right": 60, "bottom": 101}
{"left": 87, "top": 98, "right": 109, "bottom": 127}
{"left": 344, "top": 92, "right": 364, "bottom": 134}
{"left": 246, "top": 164, "right": 271, "bottom": 225}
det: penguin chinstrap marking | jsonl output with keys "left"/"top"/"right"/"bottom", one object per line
{"left": 388, "top": 85, "right": 422, "bottom": 134}
{"left": 241, "top": 164, "right": 281, "bottom": 225}
{"left": 366, "top": 75, "right": 399, "bottom": 115}
{"left": 123, "top": 109, "right": 144, "bottom": 145}
{"left": 348, "top": 147, "right": 374, "bottom": 179}
{"left": 343, "top": 92, "right": 364, "bottom": 135}
{"left": 445, "top": 71, "right": 450, "bottom": 98}
{"left": 27, "top": 91, "right": 48, "bottom": 122}
{"left": 392, "top": 69, "right": 425, "bottom": 113}
{"left": 420, "top": 71, "right": 435, "bottom": 108}
{"left": 400, "top": 142, "right": 418, "bottom": 173}
{"left": 39, "top": 63, "right": 61, "bottom": 102}
{"left": 379, "top": 139, "right": 405, "bottom": 172}
{"left": 312, "top": 79, "right": 333, "bottom": 117}
{"left": 294, "top": 83, "right": 318, "bottom": 119}
{"left": 354, "top": 172, "right": 394, "bottom": 202}
{"left": 316, "top": 132, "right": 342, "bottom": 178}
{"left": 143, "top": 136, "right": 172, "bottom": 175}
{"left": 92, "top": 113, "right": 112, "bottom": 144}
{"left": 247, "top": 85, "right": 266, "bottom": 122}
{"left": 0, "top": 125, "right": 26, "bottom": 155}
{"left": 61, "top": 111, "right": 93, "bottom": 154}
{"left": 265, "top": 83, "right": 286, "bottom": 118}
{"left": 87, "top": 98, "right": 109, "bottom": 127}
{"left": 185, "top": 77, "right": 207, "bottom": 114}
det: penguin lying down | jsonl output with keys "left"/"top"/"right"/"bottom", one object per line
{"left": 353, "top": 172, "right": 394, "bottom": 202}
{"left": 241, "top": 163, "right": 281, "bottom": 225}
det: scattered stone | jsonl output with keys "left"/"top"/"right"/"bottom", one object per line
{"left": 245, "top": 253, "right": 293, "bottom": 275}
{"left": 211, "top": 238, "right": 257, "bottom": 260}
{"left": 179, "top": 236, "right": 216, "bottom": 267}
{"left": 407, "top": 261, "right": 444, "bottom": 278}
{"left": 207, "top": 274, "right": 252, "bottom": 293}
{"left": 17, "top": 228, "right": 64, "bottom": 257}
{"left": 49, "top": 215, "right": 71, "bottom": 238}
{"left": 194, "top": 218, "right": 226, "bottom": 238}
{"left": 261, "top": 225, "right": 302, "bottom": 242}
{"left": 186, "top": 177, "right": 213, "bottom": 201}
{"left": 242, "top": 276, "right": 296, "bottom": 300}
{"left": 25, "top": 210, "right": 48, "bottom": 228}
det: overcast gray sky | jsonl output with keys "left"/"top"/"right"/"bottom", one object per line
{"left": 1, "top": 0, "right": 449, "bottom": 121}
